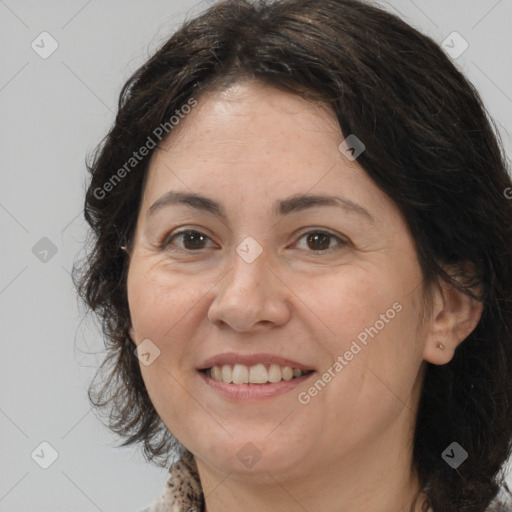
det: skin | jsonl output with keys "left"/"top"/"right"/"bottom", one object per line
{"left": 126, "top": 81, "right": 482, "bottom": 512}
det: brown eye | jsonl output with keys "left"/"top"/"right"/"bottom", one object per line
{"left": 294, "top": 230, "right": 348, "bottom": 252}
{"left": 306, "top": 232, "right": 331, "bottom": 250}
{"left": 162, "top": 230, "right": 214, "bottom": 251}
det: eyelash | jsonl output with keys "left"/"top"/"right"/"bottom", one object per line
{"left": 159, "top": 228, "right": 349, "bottom": 253}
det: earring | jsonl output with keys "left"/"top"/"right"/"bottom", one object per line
{"left": 436, "top": 341, "right": 445, "bottom": 351}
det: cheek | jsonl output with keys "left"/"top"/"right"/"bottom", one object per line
{"left": 297, "top": 265, "right": 399, "bottom": 354}
{"left": 127, "top": 258, "right": 211, "bottom": 344}
{"left": 126, "top": 259, "right": 209, "bottom": 437}
{"left": 306, "top": 261, "right": 424, "bottom": 404}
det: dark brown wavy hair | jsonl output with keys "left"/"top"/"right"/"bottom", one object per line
{"left": 73, "top": 0, "right": 512, "bottom": 510}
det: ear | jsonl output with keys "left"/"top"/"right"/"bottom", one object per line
{"left": 423, "top": 267, "right": 483, "bottom": 365}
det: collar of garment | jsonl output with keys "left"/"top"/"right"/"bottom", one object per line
{"left": 140, "top": 450, "right": 204, "bottom": 512}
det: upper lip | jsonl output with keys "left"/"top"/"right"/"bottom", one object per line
{"left": 198, "top": 352, "right": 314, "bottom": 371}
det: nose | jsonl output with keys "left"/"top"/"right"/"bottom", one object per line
{"left": 207, "top": 247, "right": 292, "bottom": 332}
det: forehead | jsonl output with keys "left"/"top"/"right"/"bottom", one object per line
{"left": 159, "top": 82, "right": 339, "bottom": 161}
{"left": 140, "top": 82, "right": 395, "bottom": 225}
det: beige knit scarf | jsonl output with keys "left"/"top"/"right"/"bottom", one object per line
{"left": 140, "top": 450, "right": 204, "bottom": 512}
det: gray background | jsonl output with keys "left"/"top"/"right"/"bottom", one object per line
{"left": 1, "top": 0, "right": 511, "bottom": 510}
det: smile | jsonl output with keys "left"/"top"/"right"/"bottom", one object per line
{"left": 203, "top": 363, "right": 313, "bottom": 384}
{"left": 197, "top": 352, "right": 316, "bottom": 399}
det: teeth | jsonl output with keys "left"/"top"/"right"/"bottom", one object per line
{"left": 211, "top": 365, "right": 222, "bottom": 381}
{"left": 221, "top": 364, "right": 233, "bottom": 383}
{"left": 282, "top": 366, "right": 293, "bottom": 381}
{"left": 268, "top": 364, "right": 282, "bottom": 382}
{"left": 208, "top": 364, "right": 309, "bottom": 384}
{"left": 249, "top": 364, "right": 268, "bottom": 383}
{"left": 232, "top": 364, "right": 249, "bottom": 384}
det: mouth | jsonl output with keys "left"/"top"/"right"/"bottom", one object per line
{"left": 197, "top": 353, "right": 316, "bottom": 399}
{"left": 200, "top": 363, "right": 314, "bottom": 385}
{"left": 199, "top": 365, "right": 315, "bottom": 400}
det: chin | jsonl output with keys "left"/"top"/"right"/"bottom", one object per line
{"left": 191, "top": 433, "right": 307, "bottom": 477}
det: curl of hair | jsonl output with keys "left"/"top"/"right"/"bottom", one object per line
{"left": 73, "top": 1, "right": 512, "bottom": 510}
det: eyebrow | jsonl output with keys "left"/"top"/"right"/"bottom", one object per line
{"left": 147, "top": 191, "right": 374, "bottom": 223}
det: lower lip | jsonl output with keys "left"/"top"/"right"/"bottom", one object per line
{"left": 198, "top": 371, "right": 315, "bottom": 400}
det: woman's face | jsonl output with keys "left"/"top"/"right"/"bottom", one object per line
{"left": 127, "top": 81, "right": 430, "bottom": 480}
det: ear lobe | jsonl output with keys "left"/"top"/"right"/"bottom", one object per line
{"left": 129, "top": 326, "right": 136, "bottom": 344}
{"left": 424, "top": 340, "right": 452, "bottom": 366}
{"left": 423, "top": 271, "right": 484, "bottom": 366}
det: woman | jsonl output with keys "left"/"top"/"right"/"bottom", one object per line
{"left": 74, "top": 0, "right": 512, "bottom": 510}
